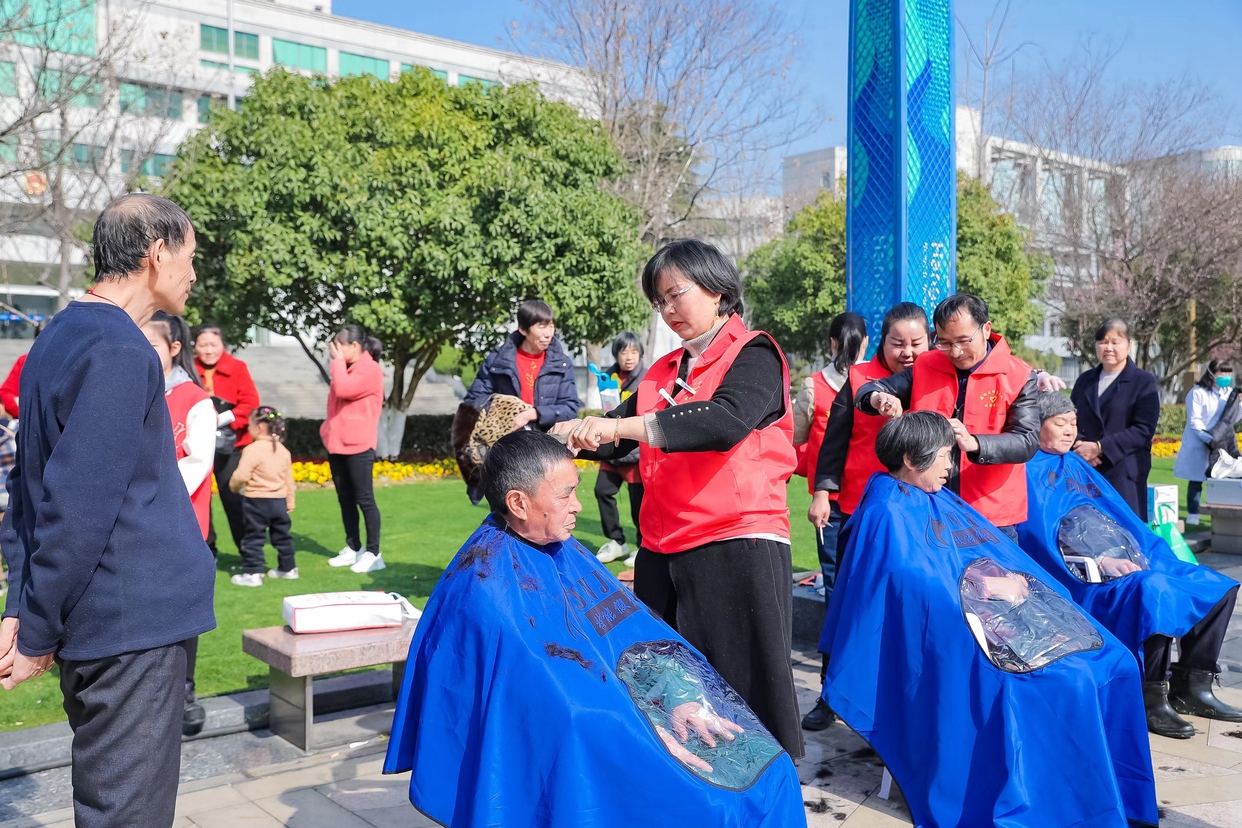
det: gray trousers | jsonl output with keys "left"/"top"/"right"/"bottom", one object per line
{"left": 59, "top": 643, "right": 186, "bottom": 828}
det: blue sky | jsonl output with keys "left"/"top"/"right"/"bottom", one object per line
{"left": 335, "top": 0, "right": 1242, "bottom": 155}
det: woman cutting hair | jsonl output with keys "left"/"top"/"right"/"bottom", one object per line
{"left": 555, "top": 239, "right": 802, "bottom": 758}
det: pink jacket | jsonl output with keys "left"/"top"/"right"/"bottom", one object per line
{"left": 320, "top": 352, "right": 385, "bottom": 455}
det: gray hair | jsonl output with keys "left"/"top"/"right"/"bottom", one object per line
{"left": 875, "top": 411, "right": 956, "bottom": 473}
{"left": 482, "top": 429, "right": 575, "bottom": 516}
{"left": 92, "top": 194, "right": 194, "bottom": 280}
{"left": 1037, "top": 391, "right": 1076, "bottom": 422}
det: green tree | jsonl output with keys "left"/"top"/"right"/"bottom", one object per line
{"left": 167, "top": 68, "right": 648, "bottom": 417}
{"left": 744, "top": 173, "right": 1049, "bottom": 360}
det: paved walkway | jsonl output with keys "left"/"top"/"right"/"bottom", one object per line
{"left": 4, "top": 552, "right": 1242, "bottom": 826}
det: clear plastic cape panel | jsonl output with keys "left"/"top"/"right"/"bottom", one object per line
{"left": 616, "top": 640, "right": 783, "bottom": 790}
{"left": 1056, "top": 504, "right": 1151, "bottom": 583}
{"left": 960, "top": 558, "right": 1104, "bottom": 673}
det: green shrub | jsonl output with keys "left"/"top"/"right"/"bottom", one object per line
{"left": 284, "top": 414, "right": 455, "bottom": 460}
{"left": 1157, "top": 405, "right": 1186, "bottom": 438}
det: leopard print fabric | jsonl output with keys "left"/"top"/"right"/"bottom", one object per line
{"left": 454, "top": 394, "right": 533, "bottom": 486}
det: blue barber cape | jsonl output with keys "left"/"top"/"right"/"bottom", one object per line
{"left": 383, "top": 514, "right": 804, "bottom": 828}
{"left": 1018, "top": 450, "right": 1236, "bottom": 658}
{"left": 820, "top": 474, "right": 1157, "bottom": 828}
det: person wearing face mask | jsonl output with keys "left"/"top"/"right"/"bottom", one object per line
{"left": 1174, "top": 359, "right": 1241, "bottom": 525}
{"left": 1069, "top": 319, "right": 1161, "bottom": 521}
{"left": 820, "top": 411, "right": 1157, "bottom": 828}
{"left": 1019, "top": 392, "right": 1241, "bottom": 739}
{"left": 553, "top": 239, "right": 803, "bottom": 759}
{"left": 383, "top": 430, "right": 805, "bottom": 827}
{"left": 801, "top": 302, "right": 928, "bottom": 731}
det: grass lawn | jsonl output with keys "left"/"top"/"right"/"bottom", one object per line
{"left": 0, "top": 470, "right": 823, "bottom": 733}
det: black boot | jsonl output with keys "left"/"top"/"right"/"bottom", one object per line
{"left": 183, "top": 680, "right": 206, "bottom": 737}
{"left": 1144, "top": 680, "right": 1195, "bottom": 739}
{"left": 801, "top": 698, "right": 836, "bottom": 731}
{"left": 1169, "top": 667, "right": 1242, "bottom": 722}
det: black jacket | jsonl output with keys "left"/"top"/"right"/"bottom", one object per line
{"left": 603, "top": 360, "right": 645, "bottom": 465}
{"left": 1070, "top": 359, "right": 1160, "bottom": 519}
{"left": 464, "top": 333, "right": 581, "bottom": 429}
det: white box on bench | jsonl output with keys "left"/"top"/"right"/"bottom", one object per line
{"left": 282, "top": 591, "right": 420, "bottom": 634}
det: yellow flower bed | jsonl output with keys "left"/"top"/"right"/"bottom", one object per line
{"left": 291, "top": 458, "right": 461, "bottom": 486}
{"left": 1151, "top": 434, "right": 1242, "bottom": 459}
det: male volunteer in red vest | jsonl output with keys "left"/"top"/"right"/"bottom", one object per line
{"left": 855, "top": 293, "right": 1041, "bottom": 539}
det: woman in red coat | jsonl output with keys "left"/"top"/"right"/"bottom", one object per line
{"left": 193, "top": 324, "right": 260, "bottom": 555}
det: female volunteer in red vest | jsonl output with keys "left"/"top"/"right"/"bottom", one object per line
{"left": 793, "top": 312, "right": 867, "bottom": 594}
{"left": 554, "top": 239, "right": 803, "bottom": 758}
{"left": 801, "top": 302, "right": 930, "bottom": 731}
{"left": 194, "top": 324, "right": 260, "bottom": 555}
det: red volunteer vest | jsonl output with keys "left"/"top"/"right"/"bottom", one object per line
{"left": 909, "top": 333, "right": 1032, "bottom": 526}
{"left": 838, "top": 355, "right": 892, "bottom": 515}
{"left": 167, "top": 381, "right": 213, "bottom": 540}
{"left": 636, "top": 315, "right": 796, "bottom": 553}
{"left": 795, "top": 371, "right": 839, "bottom": 495}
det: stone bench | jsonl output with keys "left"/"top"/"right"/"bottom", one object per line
{"left": 242, "top": 622, "right": 417, "bottom": 750}
{"left": 1204, "top": 504, "right": 1242, "bottom": 555}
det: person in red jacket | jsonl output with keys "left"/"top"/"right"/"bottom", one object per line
{"left": 802, "top": 302, "right": 930, "bottom": 731}
{"left": 322, "top": 325, "right": 386, "bottom": 574}
{"left": 193, "top": 323, "right": 260, "bottom": 555}
{"left": 554, "top": 239, "right": 803, "bottom": 759}
{"left": 792, "top": 312, "right": 867, "bottom": 598}
{"left": 0, "top": 321, "right": 43, "bottom": 418}
{"left": 143, "top": 311, "right": 215, "bottom": 737}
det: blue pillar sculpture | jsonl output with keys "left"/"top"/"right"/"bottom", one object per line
{"left": 847, "top": 0, "right": 956, "bottom": 352}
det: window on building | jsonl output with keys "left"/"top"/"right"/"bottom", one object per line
{"left": 273, "top": 39, "right": 326, "bottom": 73}
{"left": 36, "top": 70, "right": 101, "bottom": 108}
{"left": 69, "top": 142, "right": 104, "bottom": 171}
{"left": 120, "top": 83, "right": 183, "bottom": 120}
{"left": 200, "top": 59, "right": 255, "bottom": 76}
{"left": 0, "top": 62, "right": 15, "bottom": 97}
{"left": 201, "top": 25, "right": 259, "bottom": 60}
{"left": 0, "top": 137, "right": 16, "bottom": 163}
{"left": 456, "top": 74, "right": 497, "bottom": 89}
{"left": 399, "top": 63, "right": 447, "bottom": 80}
{"left": 121, "top": 150, "right": 176, "bottom": 177}
{"left": 197, "top": 94, "right": 228, "bottom": 124}
{"left": 235, "top": 31, "right": 259, "bottom": 62}
{"left": 339, "top": 52, "right": 389, "bottom": 79}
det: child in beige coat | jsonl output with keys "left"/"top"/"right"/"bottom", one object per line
{"left": 229, "top": 406, "right": 296, "bottom": 587}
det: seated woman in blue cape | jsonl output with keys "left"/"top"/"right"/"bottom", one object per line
{"left": 1018, "top": 391, "right": 1241, "bottom": 740}
{"left": 383, "top": 429, "right": 804, "bottom": 827}
{"left": 821, "top": 411, "right": 1157, "bottom": 828}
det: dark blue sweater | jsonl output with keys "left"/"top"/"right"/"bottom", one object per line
{"left": 1, "top": 303, "right": 216, "bottom": 661}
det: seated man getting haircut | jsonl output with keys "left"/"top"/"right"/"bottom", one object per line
{"left": 1018, "top": 392, "right": 1242, "bottom": 739}
{"left": 383, "top": 430, "right": 802, "bottom": 828}
{"left": 821, "top": 411, "right": 1156, "bottom": 828}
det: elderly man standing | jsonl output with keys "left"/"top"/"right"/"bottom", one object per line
{"left": 384, "top": 429, "right": 803, "bottom": 827}
{"left": 857, "top": 293, "right": 1047, "bottom": 539}
{"left": 0, "top": 194, "right": 216, "bottom": 827}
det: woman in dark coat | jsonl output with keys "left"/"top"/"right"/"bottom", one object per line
{"left": 1069, "top": 319, "right": 1161, "bottom": 521}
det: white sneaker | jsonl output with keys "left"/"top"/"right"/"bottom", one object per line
{"left": 231, "top": 573, "right": 263, "bottom": 587}
{"left": 595, "top": 540, "right": 629, "bottom": 563}
{"left": 623, "top": 549, "right": 638, "bottom": 568}
{"left": 1186, "top": 513, "right": 1201, "bottom": 526}
{"left": 267, "top": 568, "right": 299, "bottom": 579}
{"left": 350, "top": 551, "right": 386, "bottom": 573}
{"left": 328, "top": 547, "right": 359, "bottom": 567}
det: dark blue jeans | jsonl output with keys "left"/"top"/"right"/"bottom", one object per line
{"left": 816, "top": 505, "right": 846, "bottom": 603}
{"left": 1188, "top": 481, "right": 1204, "bottom": 516}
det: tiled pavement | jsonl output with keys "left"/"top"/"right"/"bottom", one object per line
{"left": 3, "top": 552, "right": 1242, "bottom": 826}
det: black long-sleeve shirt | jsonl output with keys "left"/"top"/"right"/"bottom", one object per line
{"left": 813, "top": 377, "right": 856, "bottom": 493}
{"left": 586, "top": 338, "right": 786, "bottom": 462}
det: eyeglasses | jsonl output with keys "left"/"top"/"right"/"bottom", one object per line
{"left": 651, "top": 283, "right": 696, "bottom": 311}
{"left": 934, "top": 323, "right": 985, "bottom": 352}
